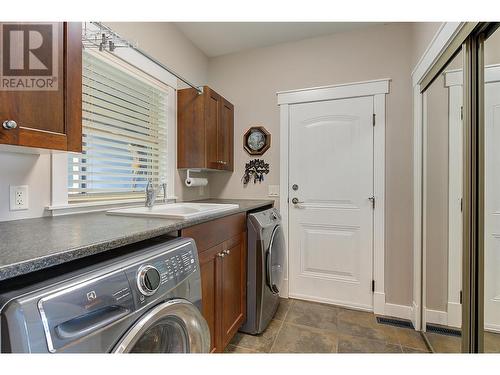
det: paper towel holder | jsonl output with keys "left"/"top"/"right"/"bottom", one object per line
{"left": 185, "top": 169, "right": 208, "bottom": 188}
{"left": 186, "top": 169, "right": 202, "bottom": 181}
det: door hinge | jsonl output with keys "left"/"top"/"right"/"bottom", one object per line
{"left": 372, "top": 280, "right": 375, "bottom": 293}
{"left": 460, "top": 290, "right": 463, "bottom": 304}
{"left": 372, "top": 113, "right": 376, "bottom": 126}
{"left": 369, "top": 196, "right": 375, "bottom": 209}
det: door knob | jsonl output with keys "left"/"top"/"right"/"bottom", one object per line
{"left": 2, "top": 120, "right": 17, "bottom": 130}
{"left": 291, "top": 197, "right": 304, "bottom": 205}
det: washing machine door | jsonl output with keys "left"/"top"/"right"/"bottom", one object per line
{"left": 113, "top": 299, "right": 210, "bottom": 353}
{"left": 266, "top": 224, "right": 285, "bottom": 295}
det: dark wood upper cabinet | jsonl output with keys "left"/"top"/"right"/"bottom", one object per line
{"left": 177, "top": 86, "right": 234, "bottom": 171}
{"left": 0, "top": 22, "right": 82, "bottom": 152}
{"left": 219, "top": 97, "right": 234, "bottom": 171}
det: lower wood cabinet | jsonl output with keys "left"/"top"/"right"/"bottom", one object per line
{"left": 220, "top": 234, "right": 246, "bottom": 349}
{"left": 181, "top": 213, "right": 246, "bottom": 353}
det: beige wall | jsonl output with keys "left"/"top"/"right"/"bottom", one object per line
{"left": 411, "top": 22, "right": 442, "bottom": 68}
{"left": 106, "top": 22, "right": 208, "bottom": 87}
{"left": 207, "top": 23, "right": 415, "bottom": 306}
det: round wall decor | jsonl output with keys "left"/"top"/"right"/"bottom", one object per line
{"left": 243, "top": 126, "right": 271, "bottom": 156}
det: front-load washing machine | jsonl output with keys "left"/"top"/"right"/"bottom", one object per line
{"left": 239, "top": 208, "right": 285, "bottom": 334}
{"left": 0, "top": 237, "right": 210, "bottom": 353}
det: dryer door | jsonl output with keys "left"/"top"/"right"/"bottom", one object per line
{"left": 113, "top": 299, "right": 210, "bottom": 353}
{"left": 266, "top": 225, "right": 285, "bottom": 295}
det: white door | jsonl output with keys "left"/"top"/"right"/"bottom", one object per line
{"left": 288, "top": 96, "right": 374, "bottom": 310}
{"left": 485, "top": 82, "right": 500, "bottom": 332}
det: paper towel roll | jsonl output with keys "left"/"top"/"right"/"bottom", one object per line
{"left": 185, "top": 177, "right": 208, "bottom": 187}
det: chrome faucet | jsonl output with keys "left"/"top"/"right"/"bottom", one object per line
{"left": 145, "top": 180, "right": 167, "bottom": 208}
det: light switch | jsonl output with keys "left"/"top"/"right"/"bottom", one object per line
{"left": 268, "top": 185, "right": 279, "bottom": 197}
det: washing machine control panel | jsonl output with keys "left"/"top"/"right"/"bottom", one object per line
{"left": 160, "top": 250, "right": 196, "bottom": 282}
{"left": 131, "top": 241, "right": 198, "bottom": 302}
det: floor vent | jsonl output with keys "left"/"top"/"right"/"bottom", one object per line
{"left": 426, "top": 324, "right": 462, "bottom": 337}
{"left": 376, "top": 317, "right": 414, "bottom": 329}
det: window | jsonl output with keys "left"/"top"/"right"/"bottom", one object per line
{"left": 68, "top": 49, "right": 170, "bottom": 202}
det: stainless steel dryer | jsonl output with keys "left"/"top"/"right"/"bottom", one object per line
{"left": 240, "top": 208, "right": 285, "bottom": 334}
{"left": 0, "top": 237, "right": 210, "bottom": 353}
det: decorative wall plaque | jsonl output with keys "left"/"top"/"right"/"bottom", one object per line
{"left": 243, "top": 126, "right": 271, "bottom": 156}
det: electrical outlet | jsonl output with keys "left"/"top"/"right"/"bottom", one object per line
{"left": 10, "top": 185, "right": 29, "bottom": 211}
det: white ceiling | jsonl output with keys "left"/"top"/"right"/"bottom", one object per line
{"left": 174, "top": 22, "right": 380, "bottom": 57}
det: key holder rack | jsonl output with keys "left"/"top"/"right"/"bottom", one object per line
{"left": 242, "top": 159, "right": 269, "bottom": 185}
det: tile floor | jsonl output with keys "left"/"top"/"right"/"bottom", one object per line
{"left": 424, "top": 330, "right": 500, "bottom": 353}
{"left": 225, "top": 298, "right": 431, "bottom": 353}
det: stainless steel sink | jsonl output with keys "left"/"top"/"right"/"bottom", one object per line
{"left": 106, "top": 203, "right": 239, "bottom": 220}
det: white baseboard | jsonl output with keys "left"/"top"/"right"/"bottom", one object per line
{"left": 425, "top": 308, "right": 448, "bottom": 326}
{"left": 485, "top": 323, "right": 500, "bottom": 334}
{"left": 411, "top": 301, "right": 420, "bottom": 330}
{"left": 373, "top": 292, "right": 386, "bottom": 315}
{"left": 373, "top": 291, "right": 413, "bottom": 323}
{"left": 384, "top": 302, "right": 413, "bottom": 321}
{"left": 447, "top": 302, "right": 462, "bottom": 328}
{"left": 279, "top": 278, "right": 289, "bottom": 298}
{"left": 289, "top": 293, "right": 373, "bottom": 312}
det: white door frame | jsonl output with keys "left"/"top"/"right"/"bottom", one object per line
{"left": 277, "top": 79, "right": 389, "bottom": 315}
{"left": 412, "top": 22, "right": 467, "bottom": 330}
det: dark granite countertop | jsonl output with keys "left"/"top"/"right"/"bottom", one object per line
{"left": 0, "top": 199, "right": 274, "bottom": 282}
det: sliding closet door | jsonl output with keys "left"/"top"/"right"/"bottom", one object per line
{"left": 422, "top": 50, "right": 464, "bottom": 353}
{"left": 481, "top": 25, "right": 500, "bottom": 353}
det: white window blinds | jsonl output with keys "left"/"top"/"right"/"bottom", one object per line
{"left": 68, "top": 50, "right": 169, "bottom": 202}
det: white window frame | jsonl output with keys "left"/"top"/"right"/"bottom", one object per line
{"left": 48, "top": 24, "right": 178, "bottom": 215}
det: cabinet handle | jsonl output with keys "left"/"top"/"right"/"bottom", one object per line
{"left": 217, "top": 252, "right": 225, "bottom": 258}
{"left": 2, "top": 120, "right": 17, "bottom": 130}
{"left": 223, "top": 249, "right": 230, "bottom": 255}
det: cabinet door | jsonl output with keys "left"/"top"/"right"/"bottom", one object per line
{"left": 218, "top": 98, "right": 234, "bottom": 171}
{"left": 205, "top": 88, "right": 221, "bottom": 170}
{"left": 220, "top": 234, "right": 247, "bottom": 348}
{"left": 198, "top": 244, "right": 223, "bottom": 353}
{"left": 177, "top": 88, "right": 206, "bottom": 169}
{"left": 0, "top": 22, "right": 82, "bottom": 151}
